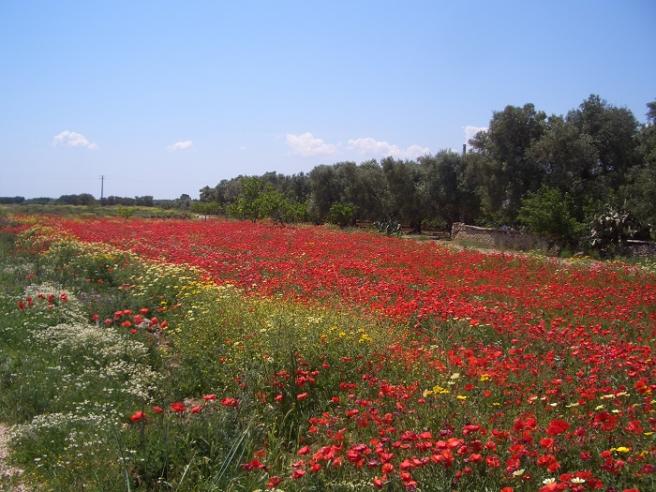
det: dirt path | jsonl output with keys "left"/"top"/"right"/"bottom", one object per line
{"left": 0, "top": 423, "right": 27, "bottom": 491}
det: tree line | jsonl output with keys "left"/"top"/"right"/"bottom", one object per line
{"left": 199, "top": 95, "right": 656, "bottom": 250}
{"left": 0, "top": 195, "right": 192, "bottom": 208}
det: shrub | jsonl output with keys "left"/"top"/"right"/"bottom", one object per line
{"left": 326, "top": 202, "right": 355, "bottom": 227}
{"left": 518, "top": 186, "right": 584, "bottom": 249}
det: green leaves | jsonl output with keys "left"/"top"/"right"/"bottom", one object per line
{"left": 518, "top": 186, "right": 584, "bottom": 250}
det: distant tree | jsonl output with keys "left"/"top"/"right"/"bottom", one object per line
{"left": 527, "top": 116, "right": 598, "bottom": 193}
{"left": 176, "top": 194, "right": 192, "bottom": 209}
{"left": 153, "top": 199, "right": 176, "bottom": 209}
{"left": 309, "top": 165, "right": 343, "bottom": 222}
{"left": 191, "top": 201, "right": 222, "bottom": 216}
{"left": 284, "top": 173, "right": 312, "bottom": 203}
{"left": 457, "top": 153, "right": 484, "bottom": 225}
{"left": 381, "top": 158, "right": 425, "bottom": 233}
{"left": 56, "top": 193, "right": 97, "bottom": 206}
{"left": 0, "top": 196, "right": 25, "bottom": 204}
{"left": 24, "top": 197, "right": 54, "bottom": 205}
{"left": 230, "top": 177, "right": 265, "bottom": 222}
{"left": 469, "top": 103, "right": 547, "bottom": 224}
{"left": 207, "top": 177, "right": 243, "bottom": 206}
{"left": 135, "top": 195, "right": 154, "bottom": 207}
{"left": 566, "top": 95, "right": 640, "bottom": 186}
{"left": 103, "top": 196, "right": 136, "bottom": 206}
{"left": 622, "top": 100, "right": 656, "bottom": 238}
{"left": 199, "top": 186, "right": 217, "bottom": 202}
{"left": 338, "top": 161, "right": 390, "bottom": 222}
{"left": 419, "top": 151, "right": 463, "bottom": 228}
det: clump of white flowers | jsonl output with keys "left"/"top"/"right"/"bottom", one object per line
{"left": 31, "top": 323, "right": 161, "bottom": 402}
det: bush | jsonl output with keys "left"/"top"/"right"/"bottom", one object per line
{"left": 518, "top": 186, "right": 584, "bottom": 249}
{"left": 326, "top": 202, "right": 355, "bottom": 227}
{"left": 191, "top": 201, "right": 222, "bottom": 216}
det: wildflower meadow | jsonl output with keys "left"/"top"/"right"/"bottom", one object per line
{"left": 0, "top": 215, "right": 654, "bottom": 491}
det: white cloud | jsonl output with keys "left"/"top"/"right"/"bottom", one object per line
{"left": 167, "top": 140, "right": 193, "bottom": 151}
{"left": 286, "top": 132, "right": 336, "bottom": 157}
{"left": 347, "top": 137, "right": 429, "bottom": 160}
{"left": 402, "top": 144, "right": 431, "bottom": 159}
{"left": 464, "top": 126, "right": 487, "bottom": 145}
{"left": 52, "top": 130, "right": 97, "bottom": 150}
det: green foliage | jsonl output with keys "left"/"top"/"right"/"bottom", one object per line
{"left": 381, "top": 158, "right": 425, "bottom": 232}
{"left": 469, "top": 103, "right": 547, "bottom": 223}
{"left": 191, "top": 200, "right": 222, "bottom": 216}
{"left": 0, "top": 196, "right": 25, "bottom": 204}
{"left": 2, "top": 203, "right": 192, "bottom": 219}
{"left": 56, "top": 193, "right": 97, "bottom": 206}
{"left": 623, "top": 162, "right": 656, "bottom": 239}
{"left": 518, "top": 186, "right": 584, "bottom": 248}
{"left": 622, "top": 100, "right": 656, "bottom": 239}
{"left": 527, "top": 115, "right": 599, "bottom": 195}
{"left": 308, "top": 164, "right": 342, "bottom": 222}
{"left": 226, "top": 177, "right": 306, "bottom": 223}
{"left": 326, "top": 202, "right": 356, "bottom": 227}
{"left": 419, "top": 151, "right": 471, "bottom": 227}
{"left": 254, "top": 190, "right": 307, "bottom": 223}
{"left": 116, "top": 206, "right": 136, "bottom": 219}
{"left": 566, "top": 94, "right": 640, "bottom": 185}
{"left": 231, "top": 176, "right": 264, "bottom": 222}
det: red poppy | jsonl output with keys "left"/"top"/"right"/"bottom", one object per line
{"left": 220, "top": 397, "right": 238, "bottom": 407}
{"left": 546, "top": 419, "right": 569, "bottom": 436}
{"left": 170, "top": 401, "right": 186, "bottom": 413}
{"left": 266, "top": 476, "right": 282, "bottom": 489}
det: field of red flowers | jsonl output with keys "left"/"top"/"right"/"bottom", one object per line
{"left": 50, "top": 217, "right": 655, "bottom": 329}
{"left": 18, "top": 217, "right": 656, "bottom": 490}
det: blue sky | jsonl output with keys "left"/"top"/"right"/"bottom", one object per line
{"left": 1, "top": 1, "right": 654, "bottom": 199}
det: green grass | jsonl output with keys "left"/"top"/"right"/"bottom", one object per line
{"left": 0, "top": 203, "right": 192, "bottom": 219}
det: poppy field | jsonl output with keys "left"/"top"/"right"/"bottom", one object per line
{"left": 1, "top": 216, "right": 656, "bottom": 491}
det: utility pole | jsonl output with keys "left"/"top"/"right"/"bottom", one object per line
{"left": 100, "top": 175, "right": 104, "bottom": 203}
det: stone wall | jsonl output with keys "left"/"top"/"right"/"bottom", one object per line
{"left": 451, "top": 223, "right": 656, "bottom": 257}
{"left": 451, "top": 222, "right": 550, "bottom": 252}
{"left": 626, "top": 240, "right": 656, "bottom": 258}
